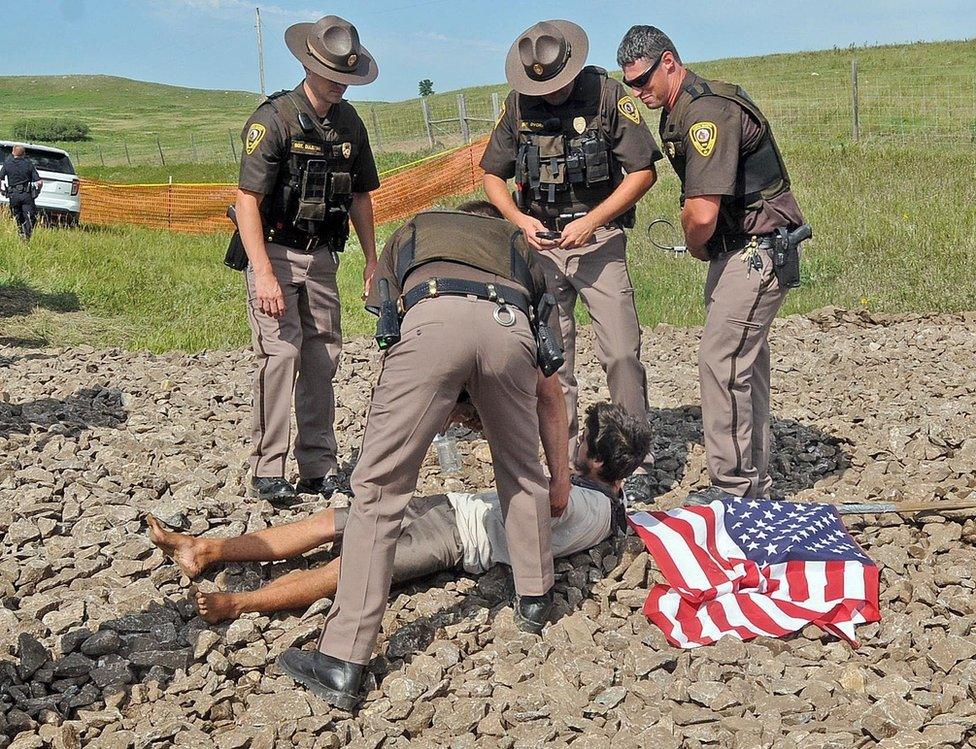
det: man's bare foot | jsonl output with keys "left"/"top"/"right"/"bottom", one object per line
{"left": 193, "top": 586, "right": 241, "bottom": 625}
{"left": 147, "top": 514, "right": 209, "bottom": 580}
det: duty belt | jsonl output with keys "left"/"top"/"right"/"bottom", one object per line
{"left": 265, "top": 227, "right": 326, "bottom": 253}
{"left": 8, "top": 182, "right": 32, "bottom": 195}
{"left": 401, "top": 278, "right": 531, "bottom": 320}
{"left": 707, "top": 233, "right": 774, "bottom": 256}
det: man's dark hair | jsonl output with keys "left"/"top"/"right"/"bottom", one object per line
{"left": 582, "top": 402, "right": 653, "bottom": 483}
{"left": 616, "top": 25, "right": 680, "bottom": 68}
{"left": 456, "top": 199, "right": 502, "bottom": 218}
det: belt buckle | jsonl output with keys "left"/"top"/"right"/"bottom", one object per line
{"left": 427, "top": 278, "right": 438, "bottom": 298}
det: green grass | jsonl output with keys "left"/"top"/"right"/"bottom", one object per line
{"left": 3, "top": 140, "right": 974, "bottom": 352}
{"left": 2, "top": 38, "right": 972, "bottom": 173}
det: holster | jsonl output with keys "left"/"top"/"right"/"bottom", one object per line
{"left": 224, "top": 230, "right": 248, "bottom": 271}
{"left": 533, "top": 292, "right": 565, "bottom": 377}
{"left": 771, "top": 224, "right": 811, "bottom": 289}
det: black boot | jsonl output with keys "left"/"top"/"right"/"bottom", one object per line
{"left": 623, "top": 473, "right": 655, "bottom": 504}
{"left": 250, "top": 476, "right": 297, "bottom": 505}
{"left": 277, "top": 649, "right": 364, "bottom": 712}
{"left": 684, "top": 485, "right": 736, "bottom": 506}
{"left": 295, "top": 474, "right": 345, "bottom": 499}
{"left": 513, "top": 590, "right": 553, "bottom": 635}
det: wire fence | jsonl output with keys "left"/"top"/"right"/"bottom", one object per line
{"left": 21, "top": 57, "right": 976, "bottom": 170}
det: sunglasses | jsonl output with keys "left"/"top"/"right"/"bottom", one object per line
{"left": 623, "top": 53, "right": 664, "bottom": 89}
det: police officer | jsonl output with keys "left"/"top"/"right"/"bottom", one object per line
{"left": 617, "top": 26, "right": 806, "bottom": 501}
{"left": 0, "top": 145, "right": 43, "bottom": 241}
{"left": 277, "top": 200, "right": 572, "bottom": 710}
{"left": 481, "top": 20, "right": 662, "bottom": 503}
{"left": 235, "top": 15, "right": 380, "bottom": 504}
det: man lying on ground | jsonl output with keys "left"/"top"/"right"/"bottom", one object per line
{"left": 148, "top": 401, "right": 653, "bottom": 624}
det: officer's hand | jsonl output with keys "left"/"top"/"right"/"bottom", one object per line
{"left": 557, "top": 215, "right": 597, "bottom": 249}
{"left": 362, "top": 258, "right": 378, "bottom": 301}
{"left": 549, "top": 476, "right": 571, "bottom": 518}
{"left": 516, "top": 215, "right": 558, "bottom": 252}
{"left": 254, "top": 268, "right": 285, "bottom": 318}
{"left": 688, "top": 245, "right": 710, "bottom": 262}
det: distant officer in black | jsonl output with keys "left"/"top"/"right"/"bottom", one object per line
{"left": 618, "top": 26, "right": 806, "bottom": 501}
{"left": 481, "top": 20, "right": 663, "bottom": 504}
{"left": 235, "top": 15, "right": 380, "bottom": 504}
{"left": 0, "top": 145, "right": 43, "bottom": 241}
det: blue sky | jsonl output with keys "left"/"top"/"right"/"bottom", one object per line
{"left": 3, "top": 0, "right": 974, "bottom": 101}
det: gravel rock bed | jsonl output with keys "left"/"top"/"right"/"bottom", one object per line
{"left": 2, "top": 306, "right": 975, "bottom": 748}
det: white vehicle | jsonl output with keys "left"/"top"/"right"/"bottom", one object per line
{"left": 0, "top": 140, "right": 81, "bottom": 227}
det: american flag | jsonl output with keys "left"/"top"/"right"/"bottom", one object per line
{"left": 627, "top": 496, "right": 879, "bottom": 648}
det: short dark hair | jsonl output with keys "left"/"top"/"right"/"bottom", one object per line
{"left": 456, "top": 199, "right": 502, "bottom": 218}
{"left": 616, "top": 25, "right": 680, "bottom": 68}
{"left": 582, "top": 402, "right": 653, "bottom": 483}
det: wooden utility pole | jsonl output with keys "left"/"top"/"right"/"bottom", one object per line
{"left": 255, "top": 7, "right": 266, "bottom": 96}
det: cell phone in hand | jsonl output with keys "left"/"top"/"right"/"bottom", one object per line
{"left": 535, "top": 230, "right": 561, "bottom": 241}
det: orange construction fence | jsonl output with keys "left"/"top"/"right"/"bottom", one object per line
{"left": 79, "top": 138, "right": 490, "bottom": 235}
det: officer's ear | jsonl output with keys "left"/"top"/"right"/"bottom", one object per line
{"left": 661, "top": 51, "right": 679, "bottom": 72}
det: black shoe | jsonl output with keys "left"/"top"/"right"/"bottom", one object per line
{"left": 685, "top": 485, "right": 736, "bottom": 506}
{"left": 277, "top": 649, "right": 364, "bottom": 712}
{"left": 295, "top": 474, "right": 344, "bottom": 499}
{"left": 623, "top": 473, "right": 655, "bottom": 504}
{"left": 250, "top": 476, "right": 297, "bottom": 505}
{"left": 513, "top": 590, "right": 553, "bottom": 635}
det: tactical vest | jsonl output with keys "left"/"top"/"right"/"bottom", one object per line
{"left": 660, "top": 76, "right": 791, "bottom": 236}
{"left": 513, "top": 66, "right": 623, "bottom": 222}
{"left": 394, "top": 211, "right": 538, "bottom": 299}
{"left": 260, "top": 90, "right": 356, "bottom": 252}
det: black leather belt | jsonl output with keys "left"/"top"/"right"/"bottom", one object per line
{"left": 402, "top": 278, "right": 531, "bottom": 319}
{"left": 265, "top": 228, "right": 328, "bottom": 253}
{"left": 707, "top": 233, "right": 774, "bottom": 256}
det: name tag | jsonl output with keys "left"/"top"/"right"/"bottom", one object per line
{"left": 291, "top": 141, "right": 324, "bottom": 155}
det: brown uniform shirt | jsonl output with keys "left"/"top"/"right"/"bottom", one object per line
{"left": 366, "top": 214, "right": 562, "bottom": 341}
{"left": 480, "top": 75, "right": 663, "bottom": 187}
{"left": 238, "top": 83, "right": 380, "bottom": 195}
{"left": 663, "top": 71, "right": 803, "bottom": 236}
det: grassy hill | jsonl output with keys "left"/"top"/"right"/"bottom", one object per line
{"left": 1, "top": 38, "right": 972, "bottom": 183}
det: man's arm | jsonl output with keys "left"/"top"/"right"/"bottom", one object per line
{"left": 235, "top": 188, "right": 284, "bottom": 318}
{"left": 681, "top": 195, "right": 721, "bottom": 261}
{"left": 349, "top": 191, "right": 377, "bottom": 301}
{"left": 536, "top": 370, "right": 571, "bottom": 517}
{"left": 557, "top": 168, "right": 656, "bottom": 248}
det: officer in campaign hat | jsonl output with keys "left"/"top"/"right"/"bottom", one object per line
{"left": 481, "top": 20, "right": 663, "bottom": 503}
{"left": 617, "top": 25, "right": 807, "bottom": 502}
{"left": 276, "top": 200, "right": 571, "bottom": 710}
{"left": 235, "top": 15, "right": 380, "bottom": 504}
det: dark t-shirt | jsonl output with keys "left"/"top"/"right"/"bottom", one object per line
{"left": 663, "top": 71, "right": 803, "bottom": 235}
{"left": 237, "top": 84, "right": 380, "bottom": 195}
{"left": 480, "top": 75, "right": 663, "bottom": 182}
{"left": 0, "top": 156, "right": 41, "bottom": 194}
{"left": 366, "top": 213, "right": 562, "bottom": 340}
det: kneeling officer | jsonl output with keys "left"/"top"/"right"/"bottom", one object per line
{"left": 278, "top": 201, "right": 571, "bottom": 710}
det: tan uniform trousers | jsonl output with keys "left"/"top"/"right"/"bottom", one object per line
{"left": 536, "top": 226, "right": 651, "bottom": 470}
{"left": 317, "top": 295, "right": 554, "bottom": 664}
{"left": 245, "top": 242, "right": 342, "bottom": 479}
{"left": 699, "top": 246, "right": 788, "bottom": 498}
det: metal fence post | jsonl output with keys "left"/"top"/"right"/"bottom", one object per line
{"left": 421, "top": 98, "right": 434, "bottom": 148}
{"left": 190, "top": 131, "right": 198, "bottom": 162}
{"left": 457, "top": 93, "right": 470, "bottom": 143}
{"left": 229, "top": 130, "right": 238, "bottom": 161}
{"left": 155, "top": 134, "right": 166, "bottom": 166}
{"left": 371, "top": 107, "right": 383, "bottom": 152}
{"left": 123, "top": 139, "right": 131, "bottom": 166}
{"left": 851, "top": 59, "right": 860, "bottom": 141}
{"left": 491, "top": 92, "right": 500, "bottom": 122}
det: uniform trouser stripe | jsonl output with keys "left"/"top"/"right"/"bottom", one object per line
{"left": 726, "top": 275, "right": 774, "bottom": 494}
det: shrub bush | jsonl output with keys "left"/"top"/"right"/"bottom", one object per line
{"left": 10, "top": 117, "right": 91, "bottom": 142}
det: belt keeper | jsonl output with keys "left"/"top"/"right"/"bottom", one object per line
{"left": 427, "top": 278, "right": 438, "bottom": 297}
{"left": 396, "top": 297, "right": 405, "bottom": 315}
{"left": 486, "top": 283, "right": 497, "bottom": 301}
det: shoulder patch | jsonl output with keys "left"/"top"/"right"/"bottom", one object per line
{"left": 617, "top": 96, "right": 641, "bottom": 125}
{"left": 689, "top": 121, "right": 717, "bottom": 157}
{"left": 245, "top": 123, "right": 267, "bottom": 155}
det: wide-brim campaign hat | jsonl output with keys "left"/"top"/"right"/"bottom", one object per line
{"left": 505, "top": 20, "right": 589, "bottom": 96}
{"left": 285, "top": 15, "right": 378, "bottom": 85}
